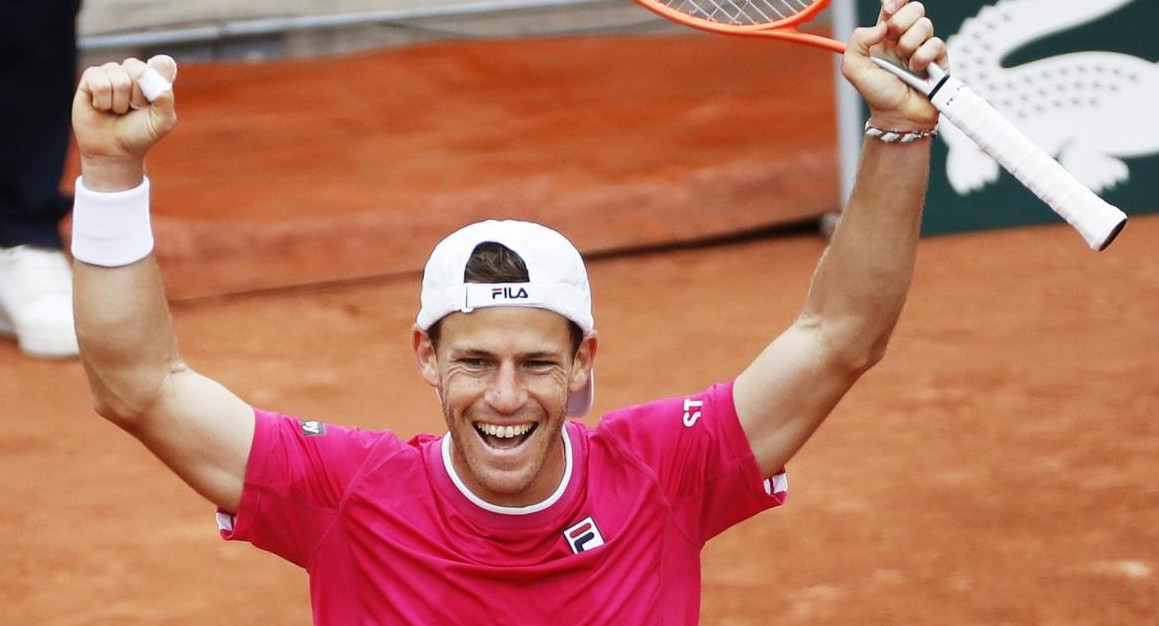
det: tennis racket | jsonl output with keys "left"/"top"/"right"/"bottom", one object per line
{"left": 628, "top": 0, "right": 1127, "bottom": 251}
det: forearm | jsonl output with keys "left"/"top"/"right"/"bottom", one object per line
{"left": 74, "top": 159, "right": 182, "bottom": 426}
{"left": 798, "top": 137, "right": 930, "bottom": 368}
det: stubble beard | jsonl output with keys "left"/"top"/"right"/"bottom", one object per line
{"left": 442, "top": 396, "right": 565, "bottom": 504}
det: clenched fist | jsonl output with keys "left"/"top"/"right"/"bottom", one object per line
{"left": 842, "top": 0, "right": 947, "bottom": 132}
{"left": 72, "top": 55, "right": 178, "bottom": 191}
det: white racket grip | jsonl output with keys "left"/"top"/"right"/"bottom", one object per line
{"left": 138, "top": 67, "right": 173, "bottom": 103}
{"left": 930, "top": 77, "right": 1127, "bottom": 251}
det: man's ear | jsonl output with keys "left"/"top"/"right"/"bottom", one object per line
{"left": 569, "top": 332, "right": 598, "bottom": 393}
{"left": 412, "top": 326, "right": 441, "bottom": 388}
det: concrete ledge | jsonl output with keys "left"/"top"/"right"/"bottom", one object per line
{"left": 67, "top": 35, "right": 839, "bottom": 299}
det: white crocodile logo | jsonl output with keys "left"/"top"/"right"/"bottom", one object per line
{"left": 941, "top": 0, "right": 1159, "bottom": 195}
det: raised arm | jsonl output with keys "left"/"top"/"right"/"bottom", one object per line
{"left": 72, "top": 56, "right": 253, "bottom": 513}
{"left": 734, "top": 0, "right": 946, "bottom": 476}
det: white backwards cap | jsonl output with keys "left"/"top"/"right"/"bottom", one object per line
{"left": 416, "top": 220, "right": 595, "bottom": 416}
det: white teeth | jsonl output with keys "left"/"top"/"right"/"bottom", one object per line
{"left": 475, "top": 423, "right": 534, "bottom": 438}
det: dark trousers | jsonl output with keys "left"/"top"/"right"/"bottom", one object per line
{"left": 0, "top": 0, "right": 82, "bottom": 248}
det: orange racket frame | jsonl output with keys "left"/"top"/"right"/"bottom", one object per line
{"left": 631, "top": 0, "right": 846, "bottom": 53}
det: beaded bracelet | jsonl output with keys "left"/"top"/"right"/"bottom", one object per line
{"left": 864, "top": 121, "right": 938, "bottom": 144}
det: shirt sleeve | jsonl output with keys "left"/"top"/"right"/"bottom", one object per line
{"left": 217, "top": 409, "right": 395, "bottom": 567}
{"left": 598, "top": 381, "right": 787, "bottom": 544}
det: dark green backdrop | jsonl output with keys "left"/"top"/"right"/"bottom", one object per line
{"left": 855, "top": 0, "right": 1158, "bottom": 236}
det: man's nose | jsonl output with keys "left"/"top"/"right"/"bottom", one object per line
{"left": 485, "top": 362, "right": 527, "bottom": 414}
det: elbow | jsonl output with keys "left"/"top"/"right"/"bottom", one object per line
{"left": 89, "top": 392, "right": 151, "bottom": 433}
{"left": 807, "top": 316, "right": 896, "bottom": 376}
{"left": 79, "top": 343, "right": 184, "bottom": 431}
{"left": 856, "top": 336, "right": 893, "bottom": 372}
{"left": 84, "top": 370, "right": 172, "bottom": 434}
{"left": 828, "top": 340, "right": 889, "bottom": 377}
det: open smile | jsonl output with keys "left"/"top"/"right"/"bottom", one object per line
{"left": 473, "top": 422, "right": 538, "bottom": 450}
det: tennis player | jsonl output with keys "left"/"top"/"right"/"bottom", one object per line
{"left": 70, "top": 1, "right": 946, "bottom": 622}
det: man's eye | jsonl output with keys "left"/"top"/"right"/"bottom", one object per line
{"left": 459, "top": 358, "right": 487, "bottom": 368}
{"left": 525, "top": 360, "right": 556, "bottom": 370}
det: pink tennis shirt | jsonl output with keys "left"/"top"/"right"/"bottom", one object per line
{"left": 218, "top": 381, "right": 787, "bottom": 624}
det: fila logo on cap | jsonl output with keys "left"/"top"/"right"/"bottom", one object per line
{"left": 491, "top": 286, "right": 530, "bottom": 300}
{"left": 563, "top": 516, "right": 605, "bottom": 554}
{"left": 461, "top": 283, "right": 545, "bottom": 311}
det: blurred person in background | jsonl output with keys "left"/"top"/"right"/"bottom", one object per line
{"left": 0, "top": 0, "right": 83, "bottom": 358}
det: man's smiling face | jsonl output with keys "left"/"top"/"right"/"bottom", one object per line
{"left": 415, "top": 306, "right": 595, "bottom": 507}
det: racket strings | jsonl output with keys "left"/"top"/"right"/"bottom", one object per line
{"left": 663, "top": 0, "right": 812, "bottom": 26}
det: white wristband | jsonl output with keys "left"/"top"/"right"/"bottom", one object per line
{"left": 71, "top": 176, "right": 155, "bottom": 267}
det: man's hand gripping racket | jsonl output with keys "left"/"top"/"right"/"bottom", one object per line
{"left": 627, "top": 0, "right": 1127, "bottom": 251}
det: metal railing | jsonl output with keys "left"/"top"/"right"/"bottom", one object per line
{"left": 80, "top": 0, "right": 638, "bottom": 51}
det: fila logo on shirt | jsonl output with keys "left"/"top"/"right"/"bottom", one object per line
{"left": 563, "top": 516, "right": 605, "bottom": 554}
{"left": 682, "top": 398, "right": 703, "bottom": 427}
{"left": 299, "top": 420, "right": 326, "bottom": 437}
{"left": 491, "top": 286, "right": 530, "bottom": 300}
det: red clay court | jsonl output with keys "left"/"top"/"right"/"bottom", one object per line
{"left": 3, "top": 36, "right": 1158, "bottom": 624}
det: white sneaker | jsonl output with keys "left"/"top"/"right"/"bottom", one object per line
{"left": 0, "top": 245, "right": 79, "bottom": 358}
